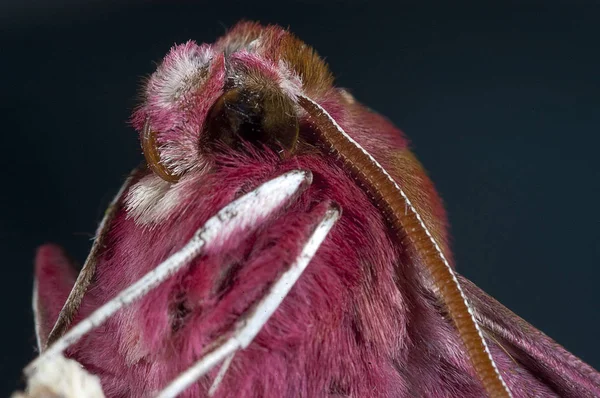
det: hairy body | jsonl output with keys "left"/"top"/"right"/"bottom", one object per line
{"left": 33, "top": 22, "right": 600, "bottom": 397}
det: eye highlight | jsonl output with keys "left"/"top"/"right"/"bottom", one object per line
{"left": 142, "top": 120, "right": 180, "bottom": 183}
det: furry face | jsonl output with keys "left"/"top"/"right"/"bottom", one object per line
{"left": 131, "top": 22, "right": 333, "bottom": 183}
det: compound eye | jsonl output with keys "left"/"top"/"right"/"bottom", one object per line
{"left": 203, "top": 88, "right": 299, "bottom": 154}
{"left": 141, "top": 120, "right": 180, "bottom": 183}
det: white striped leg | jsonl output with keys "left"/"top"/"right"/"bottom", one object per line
{"left": 156, "top": 206, "right": 341, "bottom": 398}
{"left": 25, "top": 170, "right": 312, "bottom": 377}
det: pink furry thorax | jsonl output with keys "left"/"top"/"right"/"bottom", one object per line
{"left": 76, "top": 156, "right": 409, "bottom": 397}
{"left": 33, "top": 21, "right": 600, "bottom": 397}
{"left": 71, "top": 112, "right": 428, "bottom": 397}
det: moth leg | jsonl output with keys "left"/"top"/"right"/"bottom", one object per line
{"left": 26, "top": 170, "right": 312, "bottom": 377}
{"left": 46, "top": 167, "right": 141, "bottom": 348}
{"left": 156, "top": 205, "right": 341, "bottom": 398}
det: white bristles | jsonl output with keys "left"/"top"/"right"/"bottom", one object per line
{"left": 26, "top": 170, "right": 312, "bottom": 376}
{"left": 156, "top": 206, "right": 340, "bottom": 398}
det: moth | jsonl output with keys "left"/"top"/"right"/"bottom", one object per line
{"left": 24, "top": 22, "right": 600, "bottom": 398}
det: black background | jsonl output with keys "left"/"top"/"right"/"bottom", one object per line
{"left": 2, "top": 1, "right": 599, "bottom": 395}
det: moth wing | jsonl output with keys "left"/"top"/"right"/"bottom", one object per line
{"left": 43, "top": 167, "right": 143, "bottom": 348}
{"left": 459, "top": 275, "right": 600, "bottom": 397}
{"left": 33, "top": 244, "right": 78, "bottom": 351}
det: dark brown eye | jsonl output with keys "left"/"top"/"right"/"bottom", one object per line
{"left": 202, "top": 87, "right": 299, "bottom": 154}
{"left": 141, "top": 120, "right": 180, "bottom": 183}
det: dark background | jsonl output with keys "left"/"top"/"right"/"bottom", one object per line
{"left": 2, "top": 1, "right": 599, "bottom": 395}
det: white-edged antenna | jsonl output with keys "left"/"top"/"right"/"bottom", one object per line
{"left": 25, "top": 170, "right": 312, "bottom": 377}
{"left": 156, "top": 206, "right": 340, "bottom": 398}
{"left": 298, "top": 95, "right": 512, "bottom": 397}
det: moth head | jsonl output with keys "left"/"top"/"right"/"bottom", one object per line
{"left": 133, "top": 22, "right": 337, "bottom": 183}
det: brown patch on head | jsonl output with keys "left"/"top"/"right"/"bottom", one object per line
{"left": 275, "top": 32, "right": 334, "bottom": 97}
{"left": 218, "top": 22, "right": 334, "bottom": 97}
